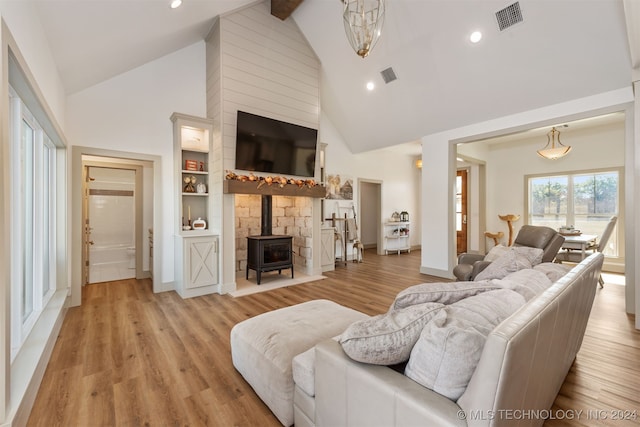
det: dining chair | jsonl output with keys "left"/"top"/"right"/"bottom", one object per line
{"left": 555, "top": 215, "right": 618, "bottom": 287}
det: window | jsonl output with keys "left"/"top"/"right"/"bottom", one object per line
{"left": 10, "top": 87, "right": 57, "bottom": 360}
{"left": 527, "top": 170, "right": 620, "bottom": 256}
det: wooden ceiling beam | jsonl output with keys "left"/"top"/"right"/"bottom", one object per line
{"left": 270, "top": 0, "right": 304, "bottom": 20}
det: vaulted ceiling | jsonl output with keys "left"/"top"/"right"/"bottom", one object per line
{"left": 32, "top": 0, "right": 639, "bottom": 154}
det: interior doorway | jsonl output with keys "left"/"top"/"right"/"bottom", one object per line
{"left": 358, "top": 179, "right": 382, "bottom": 253}
{"left": 72, "top": 147, "right": 160, "bottom": 307}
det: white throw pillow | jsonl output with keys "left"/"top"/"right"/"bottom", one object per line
{"left": 473, "top": 249, "right": 532, "bottom": 281}
{"left": 483, "top": 244, "right": 509, "bottom": 262}
{"left": 492, "top": 268, "right": 552, "bottom": 301}
{"left": 392, "top": 280, "right": 501, "bottom": 309}
{"left": 533, "top": 262, "right": 571, "bottom": 283}
{"left": 340, "top": 302, "right": 444, "bottom": 365}
{"left": 512, "top": 246, "right": 545, "bottom": 266}
{"left": 404, "top": 289, "right": 526, "bottom": 401}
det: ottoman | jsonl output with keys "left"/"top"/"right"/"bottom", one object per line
{"left": 230, "top": 299, "right": 367, "bottom": 426}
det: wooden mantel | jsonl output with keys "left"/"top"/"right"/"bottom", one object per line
{"left": 223, "top": 179, "right": 326, "bottom": 198}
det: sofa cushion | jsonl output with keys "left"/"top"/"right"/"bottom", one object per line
{"left": 292, "top": 344, "right": 318, "bottom": 397}
{"left": 340, "top": 302, "right": 444, "bottom": 365}
{"left": 492, "top": 268, "right": 553, "bottom": 301}
{"left": 473, "top": 248, "right": 540, "bottom": 281}
{"left": 392, "top": 280, "right": 501, "bottom": 309}
{"left": 292, "top": 334, "right": 344, "bottom": 398}
{"left": 404, "top": 289, "right": 526, "bottom": 401}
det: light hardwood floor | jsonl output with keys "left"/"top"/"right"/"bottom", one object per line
{"left": 28, "top": 250, "right": 639, "bottom": 426}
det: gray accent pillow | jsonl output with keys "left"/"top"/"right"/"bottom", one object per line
{"left": 392, "top": 280, "right": 501, "bottom": 309}
{"left": 404, "top": 289, "right": 526, "bottom": 401}
{"left": 340, "top": 302, "right": 444, "bottom": 365}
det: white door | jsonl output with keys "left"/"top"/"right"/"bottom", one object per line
{"left": 86, "top": 166, "right": 136, "bottom": 283}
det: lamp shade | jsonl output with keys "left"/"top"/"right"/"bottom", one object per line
{"left": 537, "top": 127, "right": 571, "bottom": 160}
{"left": 343, "top": 0, "right": 385, "bottom": 58}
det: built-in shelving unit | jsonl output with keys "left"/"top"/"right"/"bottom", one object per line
{"left": 171, "top": 113, "right": 219, "bottom": 298}
{"left": 383, "top": 221, "right": 411, "bottom": 255}
{"left": 173, "top": 115, "right": 211, "bottom": 233}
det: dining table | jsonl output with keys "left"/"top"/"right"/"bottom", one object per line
{"left": 560, "top": 233, "right": 598, "bottom": 260}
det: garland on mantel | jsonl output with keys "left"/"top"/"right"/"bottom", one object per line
{"left": 225, "top": 170, "right": 318, "bottom": 189}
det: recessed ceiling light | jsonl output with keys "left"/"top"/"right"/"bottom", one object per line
{"left": 170, "top": 0, "right": 182, "bottom": 9}
{"left": 470, "top": 31, "right": 482, "bottom": 43}
{"left": 366, "top": 81, "right": 375, "bottom": 91}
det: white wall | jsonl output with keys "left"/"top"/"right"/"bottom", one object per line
{"left": 320, "top": 114, "right": 421, "bottom": 250}
{"left": 0, "top": 3, "right": 66, "bottom": 128}
{"left": 66, "top": 41, "right": 208, "bottom": 287}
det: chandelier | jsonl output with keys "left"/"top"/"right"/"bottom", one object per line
{"left": 343, "top": 0, "right": 386, "bottom": 58}
{"left": 537, "top": 127, "right": 572, "bottom": 160}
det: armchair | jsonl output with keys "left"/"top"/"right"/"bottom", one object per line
{"left": 453, "top": 225, "right": 565, "bottom": 281}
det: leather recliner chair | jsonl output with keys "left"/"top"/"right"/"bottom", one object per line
{"left": 453, "top": 225, "right": 565, "bottom": 281}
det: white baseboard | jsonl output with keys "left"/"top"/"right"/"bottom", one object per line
{"left": 218, "top": 281, "right": 236, "bottom": 294}
{"left": 420, "top": 266, "right": 455, "bottom": 280}
{"left": 154, "top": 280, "right": 174, "bottom": 293}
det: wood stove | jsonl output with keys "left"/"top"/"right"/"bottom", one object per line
{"left": 246, "top": 235, "right": 293, "bottom": 284}
{"left": 246, "top": 195, "right": 294, "bottom": 284}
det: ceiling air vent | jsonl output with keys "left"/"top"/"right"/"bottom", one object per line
{"left": 495, "top": 2, "right": 523, "bottom": 31}
{"left": 380, "top": 67, "right": 397, "bottom": 84}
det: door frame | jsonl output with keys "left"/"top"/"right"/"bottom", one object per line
{"left": 71, "top": 146, "right": 162, "bottom": 307}
{"left": 82, "top": 161, "right": 143, "bottom": 284}
{"left": 455, "top": 155, "right": 487, "bottom": 255}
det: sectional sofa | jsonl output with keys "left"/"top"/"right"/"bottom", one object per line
{"left": 293, "top": 252, "right": 604, "bottom": 427}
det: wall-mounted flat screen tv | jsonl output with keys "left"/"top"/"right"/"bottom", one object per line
{"left": 235, "top": 110, "right": 318, "bottom": 178}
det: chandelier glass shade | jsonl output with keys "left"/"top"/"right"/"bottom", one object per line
{"left": 537, "top": 127, "right": 572, "bottom": 160}
{"left": 343, "top": 0, "right": 386, "bottom": 58}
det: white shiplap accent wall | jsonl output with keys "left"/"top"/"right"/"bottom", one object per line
{"left": 221, "top": 2, "right": 320, "bottom": 147}
{"left": 206, "top": 19, "right": 222, "bottom": 233}
{"left": 206, "top": 1, "right": 321, "bottom": 291}
{"left": 220, "top": 1, "right": 320, "bottom": 172}
{"left": 206, "top": 18, "right": 229, "bottom": 291}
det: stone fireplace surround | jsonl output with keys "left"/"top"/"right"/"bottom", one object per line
{"left": 234, "top": 194, "right": 313, "bottom": 273}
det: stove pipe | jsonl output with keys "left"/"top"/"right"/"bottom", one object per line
{"left": 261, "top": 195, "right": 272, "bottom": 236}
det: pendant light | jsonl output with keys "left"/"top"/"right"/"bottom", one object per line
{"left": 537, "top": 127, "right": 572, "bottom": 160}
{"left": 343, "top": 0, "right": 386, "bottom": 58}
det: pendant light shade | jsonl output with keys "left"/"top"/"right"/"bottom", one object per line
{"left": 537, "top": 127, "right": 572, "bottom": 160}
{"left": 343, "top": 0, "right": 386, "bottom": 58}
